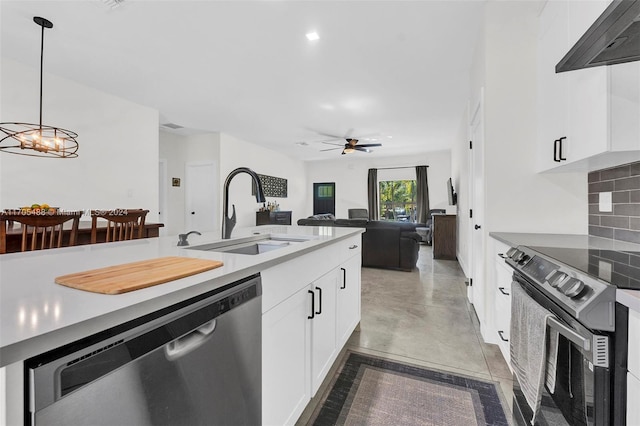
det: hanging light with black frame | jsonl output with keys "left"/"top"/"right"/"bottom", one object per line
{"left": 0, "top": 17, "right": 79, "bottom": 158}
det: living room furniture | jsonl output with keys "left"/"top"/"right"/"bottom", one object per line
{"left": 348, "top": 208, "right": 368, "bottom": 219}
{"left": 297, "top": 216, "right": 423, "bottom": 271}
{"left": 256, "top": 210, "right": 292, "bottom": 225}
{"left": 433, "top": 214, "right": 456, "bottom": 260}
{"left": 424, "top": 209, "right": 446, "bottom": 245}
{"left": 0, "top": 211, "right": 82, "bottom": 254}
{"left": 90, "top": 209, "right": 149, "bottom": 243}
{"left": 415, "top": 227, "right": 428, "bottom": 243}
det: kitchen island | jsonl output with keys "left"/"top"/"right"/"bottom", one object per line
{"left": 0, "top": 225, "right": 364, "bottom": 425}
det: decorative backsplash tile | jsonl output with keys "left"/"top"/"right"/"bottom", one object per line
{"left": 588, "top": 161, "right": 640, "bottom": 244}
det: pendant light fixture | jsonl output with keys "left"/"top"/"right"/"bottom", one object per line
{"left": 0, "top": 17, "right": 79, "bottom": 158}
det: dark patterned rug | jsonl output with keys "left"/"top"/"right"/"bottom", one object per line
{"left": 309, "top": 352, "right": 510, "bottom": 426}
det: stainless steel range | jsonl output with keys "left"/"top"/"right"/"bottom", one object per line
{"left": 503, "top": 245, "right": 632, "bottom": 426}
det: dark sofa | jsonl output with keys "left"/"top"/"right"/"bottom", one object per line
{"left": 297, "top": 215, "right": 423, "bottom": 271}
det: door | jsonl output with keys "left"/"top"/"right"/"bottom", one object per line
{"left": 469, "top": 89, "right": 486, "bottom": 330}
{"left": 262, "top": 285, "right": 312, "bottom": 426}
{"left": 310, "top": 270, "right": 338, "bottom": 395}
{"left": 185, "top": 162, "right": 217, "bottom": 233}
{"left": 313, "top": 183, "right": 335, "bottom": 215}
{"left": 158, "top": 159, "right": 168, "bottom": 236}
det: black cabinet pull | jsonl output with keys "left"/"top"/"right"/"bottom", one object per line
{"left": 553, "top": 139, "right": 560, "bottom": 162}
{"left": 341, "top": 268, "right": 346, "bottom": 289}
{"left": 498, "top": 330, "right": 509, "bottom": 342}
{"left": 498, "top": 253, "right": 507, "bottom": 259}
{"left": 315, "top": 287, "right": 322, "bottom": 315}
{"left": 558, "top": 136, "right": 567, "bottom": 161}
{"left": 498, "top": 287, "right": 510, "bottom": 296}
{"left": 308, "top": 290, "right": 315, "bottom": 319}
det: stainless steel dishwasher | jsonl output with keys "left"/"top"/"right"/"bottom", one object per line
{"left": 26, "top": 274, "right": 262, "bottom": 426}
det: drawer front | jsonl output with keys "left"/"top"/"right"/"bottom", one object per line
{"left": 629, "top": 309, "right": 640, "bottom": 377}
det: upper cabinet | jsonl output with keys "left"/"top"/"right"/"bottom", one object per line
{"left": 537, "top": 0, "right": 640, "bottom": 173}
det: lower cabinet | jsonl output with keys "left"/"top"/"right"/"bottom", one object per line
{"left": 489, "top": 237, "right": 513, "bottom": 369}
{"left": 262, "top": 285, "right": 312, "bottom": 426}
{"left": 262, "top": 235, "right": 362, "bottom": 425}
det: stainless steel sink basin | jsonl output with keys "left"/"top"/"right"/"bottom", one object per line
{"left": 186, "top": 234, "right": 314, "bottom": 255}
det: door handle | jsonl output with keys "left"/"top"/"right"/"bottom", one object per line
{"left": 308, "top": 290, "right": 315, "bottom": 319}
{"left": 547, "top": 317, "right": 590, "bottom": 351}
{"left": 475, "top": 224, "right": 481, "bottom": 230}
{"left": 191, "top": 212, "right": 195, "bottom": 215}
{"left": 341, "top": 268, "right": 346, "bottom": 289}
{"left": 558, "top": 136, "right": 567, "bottom": 161}
{"left": 553, "top": 139, "right": 560, "bottom": 162}
{"left": 315, "top": 287, "right": 322, "bottom": 315}
{"left": 498, "top": 287, "right": 510, "bottom": 296}
{"left": 164, "top": 319, "right": 217, "bottom": 360}
{"left": 349, "top": 245, "right": 358, "bottom": 249}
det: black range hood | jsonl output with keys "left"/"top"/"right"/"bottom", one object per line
{"left": 556, "top": 0, "right": 640, "bottom": 73}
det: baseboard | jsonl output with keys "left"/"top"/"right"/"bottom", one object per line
{"left": 456, "top": 251, "right": 470, "bottom": 278}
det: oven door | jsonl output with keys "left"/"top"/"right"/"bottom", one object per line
{"left": 512, "top": 273, "right": 612, "bottom": 426}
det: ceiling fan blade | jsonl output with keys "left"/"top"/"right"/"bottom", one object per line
{"left": 321, "top": 141, "right": 346, "bottom": 146}
{"left": 320, "top": 147, "right": 343, "bottom": 152}
{"left": 355, "top": 143, "right": 382, "bottom": 148}
{"left": 355, "top": 147, "right": 372, "bottom": 153}
{"left": 315, "top": 131, "right": 345, "bottom": 139}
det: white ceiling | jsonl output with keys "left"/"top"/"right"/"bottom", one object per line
{"left": 0, "top": 0, "right": 486, "bottom": 161}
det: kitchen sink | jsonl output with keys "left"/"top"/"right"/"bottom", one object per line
{"left": 186, "top": 234, "right": 314, "bottom": 255}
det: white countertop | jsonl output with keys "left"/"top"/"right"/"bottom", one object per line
{"left": 490, "top": 232, "right": 640, "bottom": 313}
{"left": 0, "top": 225, "right": 364, "bottom": 367}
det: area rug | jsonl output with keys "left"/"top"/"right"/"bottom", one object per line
{"left": 309, "top": 351, "right": 510, "bottom": 426}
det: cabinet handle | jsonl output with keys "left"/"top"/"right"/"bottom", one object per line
{"left": 315, "top": 287, "right": 323, "bottom": 315}
{"left": 349, "top": 245, "right": 358, "bottom": 249}
{"left": 308, "top": 290, "right": 315, "bottom": 319}
{"left": 558, "top": 136, "right": 567, "bottom": 161}
{"left": 553, "top": 139, "right": 560, "bottom": 162}
{"left": 498, "top": 330, "right": 509, "bottom": 342}
{"left": 498, "top": 287, "right": 510, "bottom": 296}
{"left": 498, "top": 253, "right": 507, "bottom": 259}
{"left": 341, "top": 267, "right": 346, "bottom": 289}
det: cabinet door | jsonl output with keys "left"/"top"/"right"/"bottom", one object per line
{"left": 263, "top": 285, "right": 312, "bottom": 426}
{"left": 628, "top": 372, "right": 640, "bottom": 426}
{"left": 336, "top": 255, "right": 361, "bottom": 348}
{"left": 310, "top": 270, "right": 338, "bottom": 395}
{"left": 537, "top": 0, "right": 569, "bottom": 172}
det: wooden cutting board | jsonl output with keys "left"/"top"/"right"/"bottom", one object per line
{"left": 55, "top": 256, "right": 224, "bottom": 294}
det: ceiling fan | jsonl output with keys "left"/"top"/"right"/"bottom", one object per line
{"left": 316, "top": 131, "right": 383, "bottom": 155}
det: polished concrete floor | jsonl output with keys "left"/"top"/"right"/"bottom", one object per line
{"left": 297, "top": 244, "right": 513, "bottom": 425}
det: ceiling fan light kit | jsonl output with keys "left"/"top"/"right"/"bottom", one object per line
{"left": 0, "top": 17, "right": 79, "bottom": 158}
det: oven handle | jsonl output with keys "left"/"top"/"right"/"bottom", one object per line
{"left": 547, "top": 317, "right": 590, "bottom": 352}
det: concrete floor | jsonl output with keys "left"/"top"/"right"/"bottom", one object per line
{"left": 297, "top": 244, "right": 514, "bottom": 425}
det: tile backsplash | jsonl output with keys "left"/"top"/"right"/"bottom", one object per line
{"left": 588, "top": 161, "right": 640, "bottom": 244}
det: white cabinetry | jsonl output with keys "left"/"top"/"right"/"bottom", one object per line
{"left": 536, "top": 0, "right": 640, "bottom": 173}
{"left": 628, "top": 309, "right": 640, "bottom": 425}
{"left": 310, "top": 270, "right": 338, "bottom": 395}
{"left": 336, "top": 255, "right": 361, "bottom": 348}
{"left": 490, "top": 238, "right": 513, "bottom": 368}
{"left": 262, "top": 234, "right": 362, "bottom": 425}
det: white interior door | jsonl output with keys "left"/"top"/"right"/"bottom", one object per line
{"left": 185, "top": 162, "right": 217, "bottom": 233}
{"left": 469, "top": 89, "right": 486, "bottom": 327}
{"left": 158, "top": 159, "right": 168, "bottom": 236}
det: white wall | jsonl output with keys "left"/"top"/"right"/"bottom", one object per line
{"left": 305, "top": 151, "right": 452, "bottom": 220}
{"left": 452, "top": 1, "right": 588, "bottom": 341}
{"left": 1, "top": 59, "right": 159, "bottom": 215}
{"left": 219, "top": 133, "right": 307, "bottom": 230}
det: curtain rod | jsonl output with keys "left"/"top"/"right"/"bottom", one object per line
{"left": 373, "top": 165, "right": 428, "bottom": 171}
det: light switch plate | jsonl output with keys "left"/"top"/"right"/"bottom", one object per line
{"left": 599, "top": 192, "right": 612, "bottom": 212}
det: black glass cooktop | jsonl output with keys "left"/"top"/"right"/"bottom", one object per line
{"left": 529, "top": 246, "right": 640, "bottom": 291}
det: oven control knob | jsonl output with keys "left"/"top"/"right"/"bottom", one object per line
{"left": 512, "top": 251, "right": 524, "bottom": 262}
{"left": 518, "top": 254, "right": 531, "bottom": 265}
{"left": 548, "top": 271, "right": 568, "bottom": 288}
{"left": 563, "top": 279, "right": 586, "bottom": 298}
{"left": 506, "top": 247, "right": 518, "bottom": 258}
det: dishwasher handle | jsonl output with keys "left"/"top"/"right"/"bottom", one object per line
{"left": 165, "top": 319, "right": 217, "bottom": 360}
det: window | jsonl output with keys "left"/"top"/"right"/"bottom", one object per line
{"left": 379, "top": 180, "right": 416, "bottom": 222}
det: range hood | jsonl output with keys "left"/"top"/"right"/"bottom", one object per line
{"left": 556, "top": 0, "right": 640, "bottom": 73}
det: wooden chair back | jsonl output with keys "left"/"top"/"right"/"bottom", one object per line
{"left": 0, "top": 211, "right": 82, "bottom": 254}
{"left": 90, "top": 209, "right": 149, "bottom": 243}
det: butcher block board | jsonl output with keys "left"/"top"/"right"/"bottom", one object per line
{"left": 55, "top": 257, "right": 224, "bottom": 294}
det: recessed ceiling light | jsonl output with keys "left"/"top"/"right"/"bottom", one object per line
{"left": 306, "top": 32, "right": 320, "bottom": 41}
